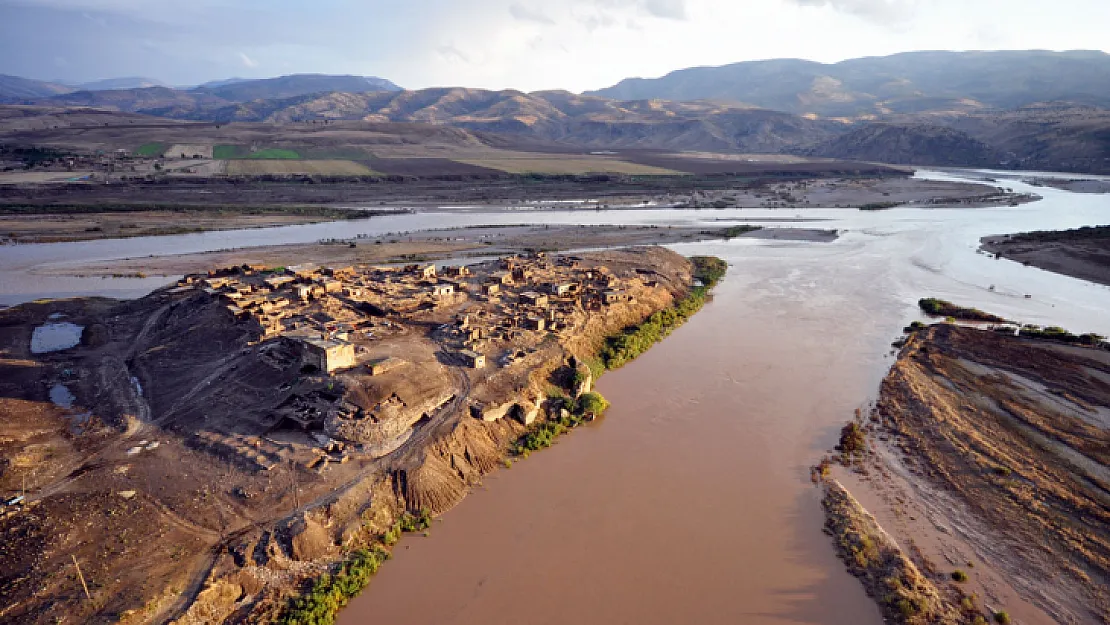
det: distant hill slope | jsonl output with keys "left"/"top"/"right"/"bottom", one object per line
{"left": 192, "top": 74, "right": 402, "bottom": 101}
{"left": 0, "top": 75, "right": 75, "bottom": 99}
{"left": 69, "top": 77, "right": 168, "bottom": 91}
{"left": 2, "top": 73, "right": 401, "bottom": 104}
{"left": 30, "top": 87, "right": 840, "bottom": 153}
{"left": 588, "top": 50, "right": 1110, "bottom": 118}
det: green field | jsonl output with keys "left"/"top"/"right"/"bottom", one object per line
{"left": 246, "top": 148, "right": 300, "bottom": 159}
{"left": 134, "top": 142, "right": 167, "bottom": 157}
{"left": 212, "top": 145, "right": 243, "bottom": 159}
{"left": 213, "top": 146, "right": 300, "bottom": 159}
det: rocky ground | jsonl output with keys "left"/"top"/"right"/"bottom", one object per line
{"left": 819, "top": 323, "right": 1110, "bottom": 625}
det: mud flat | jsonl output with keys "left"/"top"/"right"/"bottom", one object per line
{"left": 0, "top": 209, "right": 360, "bottom": 244}
{"left": 0, "top": 207, "right": 379, "bottom": 242}
{"left": 819, "top": 323, "right": 1110, "bottom": 625}
{"left": 1025, "top": 178, "right": 1110, "bottom": 194}
{"left": 28, "top": 223, "right": 825, "bottom": 280}
{"left": 0, "top": 245, "right": 719, "bottom": 624}
{"left": 982, "top": 225, "right": 1110, "bottom": 287}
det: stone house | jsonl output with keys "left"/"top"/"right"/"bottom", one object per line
{"left": 300, "top": 338, "right": 356, "bottom": 374}
{"left": 459, "top": 349, "right": 486, "bottom": 369}
{"left": 520, "top": 291, "right": 549, "bottom": 307}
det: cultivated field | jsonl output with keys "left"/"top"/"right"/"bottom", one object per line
{"left": 225, "top": 159, "right": 376, "bottom": 175}
{"left": 456, "top": 156, "right": 681, "bottom": 175}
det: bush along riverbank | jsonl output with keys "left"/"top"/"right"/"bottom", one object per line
{"left": 514, "top": 255, "right": 727, "bottom": 454}
{"left": 280, "top": 511, "right": 432, "bottom": 625}
{"left": 600, "top": 255, "right": 727, "bottom": 369}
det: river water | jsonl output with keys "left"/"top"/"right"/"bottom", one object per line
{"left": 2, "top": 170, "right": 1108, "bottom": 623}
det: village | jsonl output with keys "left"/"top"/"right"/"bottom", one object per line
{"left": 171, "top": 251, "right": 670, "bottom": 469}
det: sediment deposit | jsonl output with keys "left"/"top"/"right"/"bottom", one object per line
{"left": 821, "top": 323, "right": 1110, "bottom": 625}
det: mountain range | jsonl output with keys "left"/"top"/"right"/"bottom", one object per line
{"left": 588, "top": 50, "right": 1110, "bottom": 118}
{"left": 2, "top": 52, "right": 1109, "bottom": 173}
{"left": 0, "top": 73, "right": 402, "bottom": 101}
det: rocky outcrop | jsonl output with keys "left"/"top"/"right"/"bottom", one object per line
{"left": 286, "top": 515, "right": 336, "bottom": 562}
{"left": 325, "top": 390, "right": 454, "bottom": 445}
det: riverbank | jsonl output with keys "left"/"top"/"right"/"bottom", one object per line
{"left": 818, "top": 322, "right": 1110, "bottom": 625}
{"left": 0, "top": 208, "right": 375, "bottom": 244}
{"left": 25, "top": 224, "right": 817, "bottom": 280}
{"left": 981, "top": 225, "right": 1110, "bottom": 287}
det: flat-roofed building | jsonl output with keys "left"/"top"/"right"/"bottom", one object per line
{"left": 459, "top": 349, "right": 486, "bottom": 369}
{"left": 301, "top": 338, "right": 356, "bottom": 374}
{"left": 520, "top": 291, "right": 548, "bottom": 308}
{"left": 367, "top": 357, "right": 406, "bottom": 376}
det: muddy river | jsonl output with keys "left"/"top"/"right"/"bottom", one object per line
{"left": 2, "top": 170, "right": 1108, "bottom": 623}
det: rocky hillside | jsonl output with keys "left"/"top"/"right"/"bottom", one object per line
{"left": 806, "top": 123, "right": 1002, "bottom": 167}
{"left": 589, "top": 50, "right": 1110, "bottom": 118}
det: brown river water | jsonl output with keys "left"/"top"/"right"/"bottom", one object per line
{"left": 340, "top": 247, "right": 902, "bottom": 624}
{"left": 3, "top": 170, "right": 1108, "bottom": 623}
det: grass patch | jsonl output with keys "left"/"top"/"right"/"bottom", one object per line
{"left": 1019, "top": 324, "right": 1107, "bottom": 348}
{"left": 212, "top": 145, "right": 245, "bottom": 159}
{"left": 918, "top": 298, "right": 1010, "bottom": 323}
{"left": 859, "top": 201, "right": 901, "bottom": 211}
{"left": 721, "top": 225, "right": 761, "bottom": 239}
{"left": 133, "top": 142, "right": 167, "bottom": 157}
{"left": 247, "top": 148, "right": 301, "bottom": 159}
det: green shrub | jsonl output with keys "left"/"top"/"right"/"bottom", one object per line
{"left": 952, "top": 569, "right": 968, "bottom": 583}
{"left": 576, "top": 392, "right": 610, "bottom": 417}
{"left": 837, "top": 422, "right": 867, "bottom": 456}
{"left": 280, "top": 547, "right": 387, "bottom": 625}
{"left": 994, "top": 611, "right": 1011, "bottom": 624}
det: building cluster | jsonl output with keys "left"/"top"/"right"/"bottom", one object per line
{"left": 176, "top": 252, "right": 648, "bottom": 377}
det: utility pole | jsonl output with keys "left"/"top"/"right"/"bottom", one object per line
{"left": 72, "top": 555, "right": 91, "bottom": 600}
{"left": 290, "top": 461, "right": 299, "bottom": 510}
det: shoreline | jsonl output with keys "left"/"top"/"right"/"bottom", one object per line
{"left": 815, "top": 322, "right": 1110, "bottom": 625}
{"left": 981, "top": 226, "right": 1110, "bottom": 287}
{"left": 24, "top": 224, "right": 834, "bottom": 280}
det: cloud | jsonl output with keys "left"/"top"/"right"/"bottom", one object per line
{"left": 437, "top": 44, "right": 471, "bottom": 63}
{"left": 238, "top": 51, "right": 258, "bottom": 68}
{"left": 787, "top": 0, "right": 918, "bottom": 22}
{"left": 587, "top": 0, "right": 687, "bottom": 20}
{"left": 509, "top": 3, "right": 555, "bottom": 24}
{"left": 641, "top": 0, "right": 686, "bottom": 19}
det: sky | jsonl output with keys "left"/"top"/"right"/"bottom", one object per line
{"left": 1, "top": 0, "right": 1109, "bottom": 92}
